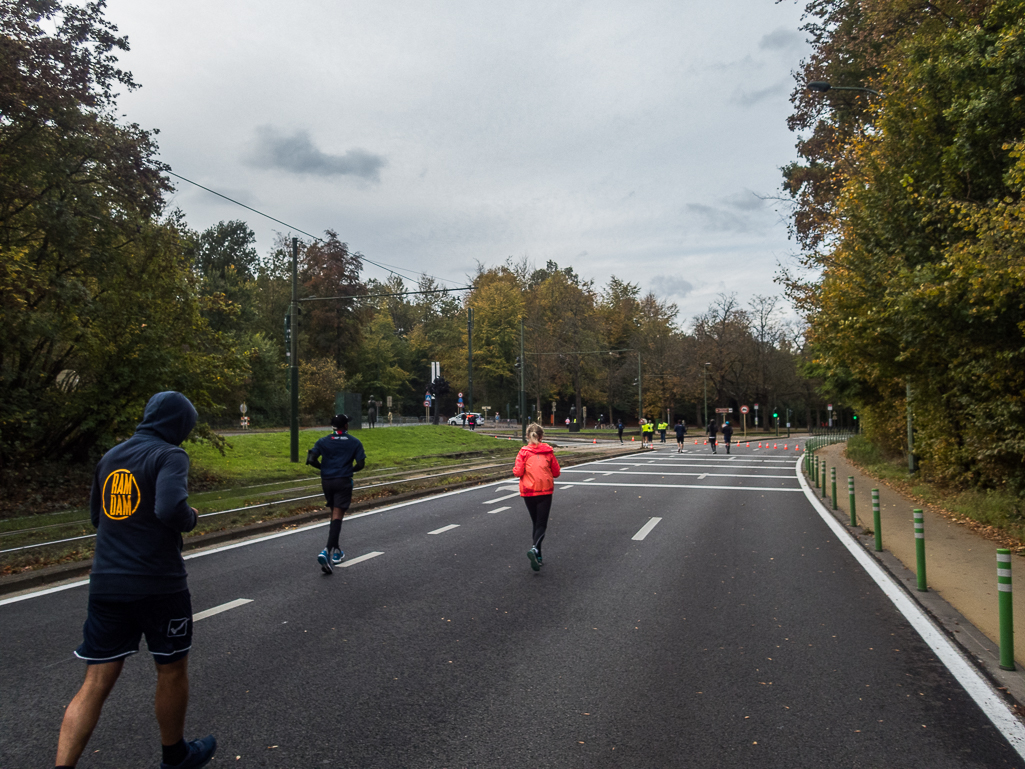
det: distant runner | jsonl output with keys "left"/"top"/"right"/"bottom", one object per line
{"left": 722, "top": 421, "right": 734, "bottom": 454}
{"left": 706, "top": 419, "right": 719, "bottom": 454}
{"left": 307, "top": 414, "right": 366, "bottom": 574}
{"left": 674, "top": 420, "right": 686, "bottom": 453}
{"left": 617, "top": 419, "right": 625, "bottom": 443}
{"left": 513, "top": 424, "right": 561, "bottom": 572}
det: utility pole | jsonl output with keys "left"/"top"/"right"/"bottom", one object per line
{"left": 907, "top": 380, "right": 917, "bottom": 472}
{"left": 637, "top": 352, "right": 642, "bottom": 424}
{"left": 519, "top": 320, "right": 526, "bottom": 442}
{"left": 289, "top": 237, "right": 299, "bottom": 463}
{"left": 467, "top": 308, "right": 474, "bottom": 413}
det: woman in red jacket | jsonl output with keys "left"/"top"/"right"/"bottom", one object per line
{"left": 512, "top": 423, "right": 561, "bottom": 571}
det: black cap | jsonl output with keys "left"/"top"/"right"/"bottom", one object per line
{"left": 331, "top": 414, "right": 349, "bottom": 429}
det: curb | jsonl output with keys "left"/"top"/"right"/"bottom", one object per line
{"left": 803, "top": 459, "right": 1025, "bottom": 718}
{"left": 0, "top": 446, "right": 641, "bottom": 597}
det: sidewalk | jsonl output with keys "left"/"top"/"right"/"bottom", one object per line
{"left": 815, "top": 442, "right": 1025, "bottom": 705}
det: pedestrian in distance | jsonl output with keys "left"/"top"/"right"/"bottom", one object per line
{"left": 658, "top": 420, "right": 668, "bottom": 443}
{"left": 513, "top": 423, "right": 561, "bottom": 572}
{"left": 55, "top": 391, "right": 216, "bottom": 769}
{"left": 674, "top": 420, "right": 686, "bottom": 453}
{"left": 642, "top": 418, "right": 654, "bottom": 448}
{"left": 617, "top": 419, "right": 625, "bottom": 443}
{"left": 706, "top": 419, "right": 719, "bottom": 454}
{"left": 468, "top": 413, "right": 476, "bottom": 430}
{"left": 722, "top": 421, "right": 734, "bottom": 454}
{"left": 307, "top": 413, "right": 366, "bottom": 574}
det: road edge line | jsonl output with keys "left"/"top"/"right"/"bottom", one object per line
{"left": 794, "top": 453, "right": 1025, "bottom": 755}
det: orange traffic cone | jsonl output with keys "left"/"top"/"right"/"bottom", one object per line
{"left": 746, "top": 442, "right": 750, "bottom": 447}
{"left": 758, "top": 442, "right": 762, "bottom": 448}
{"left": 784, "top": 444, "right": 787, "bottom": 450}
{"left": 694, "top": 440, "right": 698, "bottom": 445}
{"left": 593, "top": 439, "right": 597, "bottom": 444}
{"left": 704, "top": 440, "right": 708, "bottom": 445}
{"left": 774, "top": 443, "right": 778, "bottom": 449}
{"left": 632, "top": 436, "right": 635, "bottom": 441}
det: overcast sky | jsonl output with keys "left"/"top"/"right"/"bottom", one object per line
{"left": 105, "top": 0, "right": 811, "bottom": 324}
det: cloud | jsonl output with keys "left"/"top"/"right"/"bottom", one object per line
{"left": 686, "top": 191, "right": 769, "bottom": 233}
{"left": 246, "top": 126, "right": 386, "bottom": 180}
{"left": 759, "top": 27, "right": 807, "bottom": 53}
{"left": 652, "top": 274, "right": 694, "bottom": 299}
{"left": 730, "top": 80, "right": 790, "bottom": 107}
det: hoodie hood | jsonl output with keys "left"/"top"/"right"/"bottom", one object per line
{"left": 136, "top": 391, "right": 198, "bottom": 446}
{"left": 523, "top": 442, "right": 554, "bottom": 455}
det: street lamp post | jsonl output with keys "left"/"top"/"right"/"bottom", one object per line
{"left": 703, "top": 363, "right": 711, "bottom": 426}
{"left": 807, "top": 81, "right": 881, "bottom": 97}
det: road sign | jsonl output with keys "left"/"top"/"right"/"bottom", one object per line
{"left": 239, "top": 403, "right": 247, "bottom": 414}
{"left": 387, "top": 396, "right": 392, "bottom": 408}
{"left": 458, "top": 392, "right": 463, "bottom": 398}
{"left": 424, "top": 400, "right": 430, "bottom": 407}
{"left": 715, "top": 408, "right": 730, "bottom": 414}
{"left": 754, "top": 403, "right": 759, "bottom": 409}
{"left": 827, "top": 403, "right": 833, "bottom": 411}
{"left": 740, "top": 405, "right": 749, "bottom": 415}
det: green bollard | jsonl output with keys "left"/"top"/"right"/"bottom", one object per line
{"left": 913, "top": 509, "right": 927, "bottom": 592}
{"left": 998, "top": 549, "right": 1015, "bottom": 671}
{"left": 822, "top": 460, "right": 828, "bottom": 499}
{"left": 831, "top": 467, "right": 837, "bottom": 510}
{"left": 848, "top": 476, "right": 857, "bottom": 526}
{"left": 872, "top": 489, "right": 882, "bottom": 552}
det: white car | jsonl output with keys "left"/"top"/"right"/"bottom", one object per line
{"left": 448, "top": 412, "right": 483, "bottom": 426}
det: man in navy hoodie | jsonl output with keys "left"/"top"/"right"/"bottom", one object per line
{"left": 55, "top": 392, "right": 216, "bottom": 769}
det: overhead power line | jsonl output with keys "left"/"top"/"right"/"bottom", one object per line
{"left": 164, "top": 169, "right": 462, "bottom": 287}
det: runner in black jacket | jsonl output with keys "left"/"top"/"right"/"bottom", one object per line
{"left": 706, "top": 419, "right": 719, "bottom": 454}
{"left": 722, "top": 421, "right": 734, "bottom": 454}
{"left": 57, "top": 391, "right": 216, "bottom": 769}
{"left": 307, "top": 414, "right": 366, "bottom": 573}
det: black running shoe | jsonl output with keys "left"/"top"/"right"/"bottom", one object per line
{"left": 160, "top": 735, "right": 217, "bottom": 769}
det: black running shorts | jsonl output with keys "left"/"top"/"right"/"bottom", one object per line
{"left": 322, "top": 477, "right": 354, "bottom": 510}
{"left": 75, "top": 589, "right": 192, "bottom": 665}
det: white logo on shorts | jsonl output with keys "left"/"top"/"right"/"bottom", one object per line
{"left": 167, "top": 617, "right": 190, "bottom": 637}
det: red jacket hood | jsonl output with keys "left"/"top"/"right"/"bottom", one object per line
{"left": 522, "top": 442, "right": 554, "bottom": 455}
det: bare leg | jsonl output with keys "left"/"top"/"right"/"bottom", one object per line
{"left": 155, "top": 657, "right": 190, "bottom": 746}
{"left": 56, "top": 659, "right": 124, "bottom": 766}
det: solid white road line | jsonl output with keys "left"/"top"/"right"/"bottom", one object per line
{"left": 340, "top": 551, "right": 384, "bottom": 568}
{"left": 632, "top": 517, "right": 662, "bottom": 541}
{"left": 488, "top": 506, "right": 511, "bottom": 515}
{"left": 194, "top": 598, "right": 253, "bottom": 622}
{"left": 428, "top": 524, "right": 460, "bottom": 535}
{"left": 485, "top": 492, "right": 521, "bottom": 504}
{"left": 563, "top": 469, "right": 793, "bottom": 480}
{"left": 549, "top": 481, "right": 801, "bottom": 493}
{"left": 794, "top": 455, "right": 1025, "bottom": 759}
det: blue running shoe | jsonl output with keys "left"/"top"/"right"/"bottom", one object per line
{"left": 318, "top": 548, "right": 333, "bottom": 574}
{"left": 527, "top": 548, "right": 540, "bottom": 572}
{"left": 331, "top": 547, "right": 344, "bottom": 565}
{"left": 160, "top": 735, "right": 217, "bottom": 769}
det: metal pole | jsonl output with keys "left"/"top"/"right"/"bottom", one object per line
{"left": 998, "top": 549, "right": 1015, "bottom": 670}
{"left": 831, "top": 467, "right": 837, "bottom": 510}
{"left": 907, "top": 379, "right": 917, "bottom": 473}
{"left": 872, "top": 489, "right": 882, "bottom": 552}
{"left": 520, "top": 319, "right": 526, "bottom": 442}
{"left": 702, "top": 367, "right": 707, "bottom": 426}
{"left": 637, "top": 352, "right": 642, "bottom": 425}
{"left": 467, "top": 308, "right": 473, "bottom": 413}
{"left": 913, "top": 509, "right": 927, "bottom": 592}
{"left": 848, "top": 477, "right": 856, "bottom": 526}
{"left": 289, "top": 237, "right": 299, "bottom": 463}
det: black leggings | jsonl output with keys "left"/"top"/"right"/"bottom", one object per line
{"left": 523, "top": 495, "right": 552, "bottom": 554}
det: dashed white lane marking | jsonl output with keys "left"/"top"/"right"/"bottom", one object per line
{"left": 488, "top": 506, "right": 511, "bottom": 515}
{"left": 697, "top": 473, "right": 708, "bottom": 480}
{"left": 583, "top": 478, "right": 595, "bottom": 482}
{"left": 429, "top": 524, "right": 460, "bottom": 535}
{"left": 194, "top": 598, "right": 252, "bottom": 622}
{"left": 485, "top": 492, "right": 520, "bottom": 504}
{"left": 340, "top": 551, "right": 384, "bottom": 568}
{"left": 566, "top": 469, "right": 792, "bottom": 480}
{"left": 632, "top": 517, "right": 663, "bottom": 541}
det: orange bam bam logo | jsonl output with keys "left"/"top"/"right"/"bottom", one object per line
{"left": 102, "top": 469, "right": 141, "bottom": 520}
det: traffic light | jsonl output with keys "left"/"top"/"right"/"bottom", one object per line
{"left": 773, "top": 411, "right": 778, "bottom": 419}
{"left": 853, "top": 414, "right": 858, "bottom": 420}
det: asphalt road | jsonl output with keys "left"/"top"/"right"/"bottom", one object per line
{"left": 2, "top": 440, "right": 1023, "bottom": 767}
